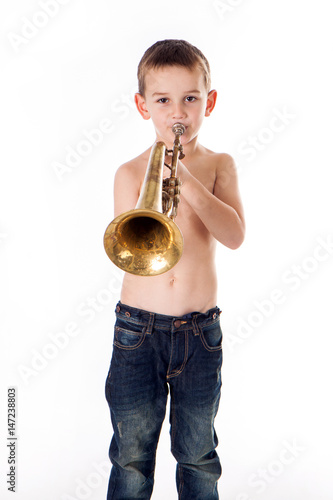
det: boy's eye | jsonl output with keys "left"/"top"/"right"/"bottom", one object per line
{"left": 157, "top": 98, "right": 169, "bottom": 103}
{"left": 185, "top": 96, "right": 197, "bottom": 102}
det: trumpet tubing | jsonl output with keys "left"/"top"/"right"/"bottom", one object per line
{"left": 103, "top": 124, "right": 185, "bottom": 276}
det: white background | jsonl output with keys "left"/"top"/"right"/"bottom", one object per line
{"left": 1, "top": 0, "right": 333, "bottom": 499}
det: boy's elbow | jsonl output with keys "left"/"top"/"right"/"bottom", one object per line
{"left": 229, "top": 235, "right": 244, "bottom": 250}
{"left": 228, "top": 222, "right": 246, "bottom": 250}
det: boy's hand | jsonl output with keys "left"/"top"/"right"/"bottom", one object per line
{"left": 164, "top": 156, "right": 191, "bottom": 187}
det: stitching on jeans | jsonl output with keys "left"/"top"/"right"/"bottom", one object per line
{"left": 192, "top": 316, "right": 199, "bottom": 335}
{"left": 178, "top": 465, "right": 184, "bottom": 499}
{"left": 146, "top": 312, "right": 154, "bottom": 335}
{"left": 170, "top": 392, "right": 176, "bottom": 460}
{"left": 170, "top": 396, "right": 184, "bottom": 499}
{"left": 114, "top": 326, "right": 147, "bottom": 351}
{"left": 198, "top": 323, "right": 223, "bottom": 352}
{"left": 167, "top": 331, "right": 188, "bottom": 379}
{"left": 116, "top": 314, "right": 146, "bottom": 326}
{"left": 166, "top": 330, "right": 175, "bottom": 379}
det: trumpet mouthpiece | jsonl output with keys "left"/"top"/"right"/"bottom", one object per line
{"left": 172, "top": 123, "right": 185, "bottom": 135}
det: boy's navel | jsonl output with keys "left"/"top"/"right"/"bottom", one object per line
{"left": 169, "top": 276, "right": 176, "bottom": 286}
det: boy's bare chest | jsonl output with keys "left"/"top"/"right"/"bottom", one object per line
{"left": 137, "top": 156, "right": 216, "bottom": 234}
{"left": 169, "top": 163, "right": 215, "bottom": 236}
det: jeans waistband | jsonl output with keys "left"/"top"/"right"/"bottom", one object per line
{"left": 115, "top": 301, "right": 222, "bottom": 334}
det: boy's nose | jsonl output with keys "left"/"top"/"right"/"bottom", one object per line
{"left": 172, "top": 103, "right": 186, "bottom": 120}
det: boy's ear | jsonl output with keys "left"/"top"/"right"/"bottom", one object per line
{"left": 205, "top": 89, "right": 217, "bottom": 117}
{"left": 135, "top": 93, "right": 151, "bottom": 120}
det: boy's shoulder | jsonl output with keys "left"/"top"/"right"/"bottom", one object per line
{"left": 196, "top": 143, "right": 234, "bottom": 161}
{"left": 114, "top": 149, "right": 150, "bottom": 184}
{"left": 115, "top": 145, "right": 238, "bottom": 190}
{"left": 195, "top": 144, "right": 238, "bottom": 176}
{"left": 116, "top": 148, "right": 151, "bottom": 172}
{"left": 195, "top": 145, "right": 240, "bottom": 198}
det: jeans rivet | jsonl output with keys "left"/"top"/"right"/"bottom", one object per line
{"left": 125, "top": 311, "right": 131, "bottom": 317}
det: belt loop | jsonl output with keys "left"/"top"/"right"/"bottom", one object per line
{"left": 192, "top": 315, "right": 200, "bottom": 336}
{"left": 146, "top": 312, "right": 154, "bottom": 335}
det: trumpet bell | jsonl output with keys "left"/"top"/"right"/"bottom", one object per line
{"left": 103, "top": 208, "right": 183, "bottom": 276}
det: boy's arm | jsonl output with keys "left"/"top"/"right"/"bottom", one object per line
{"left": 113, "top": 162, "right": 141, "bottom": 218}
{"left": 180, "top": 154, "right": 245, "bottom": 249}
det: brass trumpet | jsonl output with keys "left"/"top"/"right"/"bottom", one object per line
{"left": 103, "top": 123, "right": 185, "bottom": 276}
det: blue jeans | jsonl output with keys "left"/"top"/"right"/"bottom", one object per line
{"left": 105, "top": 301, "right": 223, "bottom": 499}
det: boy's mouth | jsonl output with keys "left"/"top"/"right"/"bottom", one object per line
{"left": 171, "top": 123, "right": 187, "bottom": 130}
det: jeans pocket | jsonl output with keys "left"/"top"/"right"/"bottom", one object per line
{"left": 199, "top": 321, "right": 223, "bottom": 352}
{"left": 113, "top": 318, "right": 147, "bottom": 350}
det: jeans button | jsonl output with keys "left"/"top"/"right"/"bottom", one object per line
{"left": 116, "top": 305, "right": 120, "bottom": 312}
{"left": 174, "top": 319, "right": 181, "bottom": 328}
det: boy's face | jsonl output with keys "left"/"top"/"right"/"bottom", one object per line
{"left": 135, "top": 64, "right": 216, "bottom": 147}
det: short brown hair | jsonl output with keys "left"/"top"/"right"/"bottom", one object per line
{"left": 137, "top": 39, "right": 211, "bottom": 96}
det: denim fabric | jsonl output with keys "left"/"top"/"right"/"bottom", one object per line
{"left": 105, "top": 301, "right": 223, "bottom": 500}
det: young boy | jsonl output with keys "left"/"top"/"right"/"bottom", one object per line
{"left": 105, "top": 39, "right": 245, "bottom": 500}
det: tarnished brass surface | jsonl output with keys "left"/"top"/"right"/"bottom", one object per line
{"left": 103, "top": 124, "right": 185, "bottom": 276}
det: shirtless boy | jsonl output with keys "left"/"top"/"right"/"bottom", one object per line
{"left": 105, "top": 39, "right": 245, "bottom": 500}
